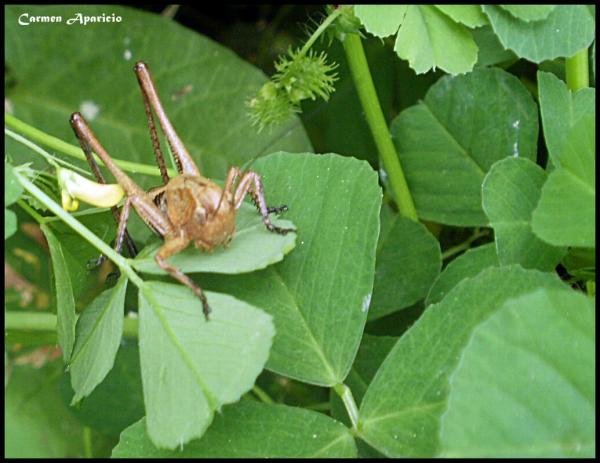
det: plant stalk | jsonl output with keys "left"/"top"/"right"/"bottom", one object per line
{"left": 565, "top": 47, "right": 589, "bottom": 91}
{"left": 252, "top": 384, "right": 275, "bottom": 404}
{"left": 5, "top": 113, "right": 173, "bottom": 177}
{"left": 441, "top": 228, "right": 490, "bottom": 260}
{"left": 6, "top": 311, "right": 140, "bottom": 338}
{"left": 334, "top": 383, "right": 360, "bottom": 432}
{"left": 341, "top": 33, "right": 418, "bottom": 221}
{"left": 16, "top": 198, "right": 46, "bottom": 224}
{"left": 299, "top": 8, "right": 342, "bottom": 56}
{"left": 14, "top": 171, "right": 143, "bottom": 287}
{"left": 5, "top": 311, "right": 57, "bottom": 332}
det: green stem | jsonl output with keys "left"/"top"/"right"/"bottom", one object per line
{"left": 6, "top": 127, "right": 60, "bottom": 169}
{"left": 123, "top": 315, "right": 139, "bottom": 338}
{"left": 342, "top": 33, "right": 418, "bottom": 221}
{"left": 19, "top": 197, "right": 116, "bottom": 225}
{"left": 441, "top": 228, "right": 490, "bottom": 260}
{"left": 565, "top": 47, "right": 589, "bottom": 91}
{"left": 14, "top": 170, "right": 143, "bottom": 287}
{"left": 333, "top": 383, "right": 360, "bottom": 432}
{"left": 303, "top": 401, "right": 331, "bottom": 411}
{"left": 6, "top": 310, "right": 140, "bottom": 338}
{"left": 17, "top": 198, "right": 47, "bottom": 224}
{"left": 43, "top": 206, "right": 112, "bottom": 222}
{"left": 252, "top": 384, "right": 275, "bottom": 404}
{"left": 5, "top": 311, "right": 57, "bottom": 332}
{"left": 586, "top": 280, "right": 595, "bottom": 298}
{"left": 5, "top": 113, "right": 172, "bottom": 177}
{"left": 83, "top": 427, "right": 93, "bottom": 458}
{"left": 299, "top": 8, "right": 342, "bottom": 56}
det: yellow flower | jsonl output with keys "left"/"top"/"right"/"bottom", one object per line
{"left": 57, "top": 168, "right": 124, "bottom": 211}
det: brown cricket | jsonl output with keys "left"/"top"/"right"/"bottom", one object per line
{"left": 70, "top": 61, "right": 294, "bottom": 320}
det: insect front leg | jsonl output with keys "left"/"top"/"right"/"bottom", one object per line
{"left": 70, "top": 117, "right": 138, "bottom": 263}
{"left": 234, "top": 171, "right": 295, "bottom": 235}
{"left": 155, "top": 235, "right": 212, "bottom": 320}
{"left": 86, "top": 197, "right": 134, "bottom": 270}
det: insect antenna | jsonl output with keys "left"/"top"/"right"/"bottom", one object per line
{"left": 240, "top": 80, "right": 352, "bottom": 172}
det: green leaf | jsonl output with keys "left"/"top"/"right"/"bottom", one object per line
{"left": 537, "top": 71, "right": 595, "bottom": 168}
{"left": 562, "top": 247, "right": 595, "bottom": 281}
{"left": 69, "top": 274, "right": 128, "bottom": 405}
{"left": 440, "top": 287, "right": 595, "bottom": 457}
{"left": 49, "top": 210, "right": 117, "bottom": 307}
{"left": 369, "top": 212, "right": 441, "bottom": 320}
{"left": 357, "top": 265, "right": 565, "bottom": 457}
{"left": 391, "top": 67, "right": 538, "bottom": 226}
{"left": 60, "top": 339, "right": 145, "bottom": 437}
{"left": 5, "top": 361, "right": 85, "bottom": 458}
{"left": 532, "top": 116, "right": 595, "bottom": 248}
{"left": 394, "top": 6, "right": 478, "bottom": 75}
{"left": 425, "top": 243, "right": 499, "bottom": 306}
{"left": 472, "top": 26, "right": 518, "bottom": 67}
{"left": 354, "top": 5, "right": 478, "bottom": 75}
{"left": 196, "top": 152, "right": 382, "bottom": 386}
{"left": 353, "top": 5, "right": 409, "bottom": 37}
{"left": 482, "top": 157, "right": 566, "bottom": 270}
{"left": 41, "top": 224, "right": 76, "bottom": 363}
{"left": 5, "top": 208, "right": 17, "bottom": 239}
{"left": 5, "top": 163, "right": 23, "bottom": 206}
{"left": 435, "top": 5, "right": 488, "bottom": 28}
{"left": 5, "top": 5, "right": 311, "bottom": 219}
{"left": 112, "top": 401, "right": 357, "bottom": 458}
{"left": 138, "top": 282, "right": 274, "bottom": 449}
{"left": 499, "top": 5, "right": 556, "bottom": 22}
{"left": 132, "top": 202, "right": 296, "bottom": 275}
{"left": 483, "top": 5, "right": 595, "bottom": 63}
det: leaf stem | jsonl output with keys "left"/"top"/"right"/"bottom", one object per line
{"left": 83, "top": 427, "right": 93, "bottom": 458}
{"left": 252, "top": 384, "right": 275, "bottom": 404}
{"left": 303, "top": 401, "right": 331, "bottom": 411}
{"left": 441, "top": 228, "right": 490, "bottom": 260}
{"left": 5, "top": 311, "right": 57, "bottom": 332}
{"left": 586, "top": 280, "right": 595, "bottom": 298}
{"left": 5, "top": 113, "right": 172, "bottom": 177}
{"left": 14, "top": 170, "right": 143, "bottom": 288}
{"left": 565, "top": 47, "right": 589, "bottom": 91}
{"left": 341, "top": 33, "right": 418, "bottom": 221}
{"left": 5, "top": 310, "right": 140, "bottom": 338}
{"left": 299, "top": 8, "right": 342, "bottom": 56}
{"left": 123, "top": 315, "right": 140, "bottom": 338}
{"left": 333, "top": 383, "right": 360, "bottom": 432}
{"left": 17, "top": 198, "right": 47, "bottom": 224}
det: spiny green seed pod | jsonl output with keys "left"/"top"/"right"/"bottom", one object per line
{"left": 247, "top": 79, "right": 304, "bottom": 131}
{"left": 273, "top": 48, "right": 338, "bottom": 104}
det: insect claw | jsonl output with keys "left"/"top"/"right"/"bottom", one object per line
{"left": 201, "top": 298, "right": 211, "bottom": 321}
{"left": 86, "top": 254, "right": 107, "bottom": 270}
{"left": 190, "top": 285, "right": 211, "bottom": 321}
{"left": 106, "top": 270, "right": 121, "bottom": 283}
{"left": 266, "top": 223, "right": 296, "bottom": 235}
{"left": 267, "top": 204, "right": 288, "bottom": 215}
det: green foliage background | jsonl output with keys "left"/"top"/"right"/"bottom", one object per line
{"left": 5, "top": 4, "right": 595, "bottom": 459}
